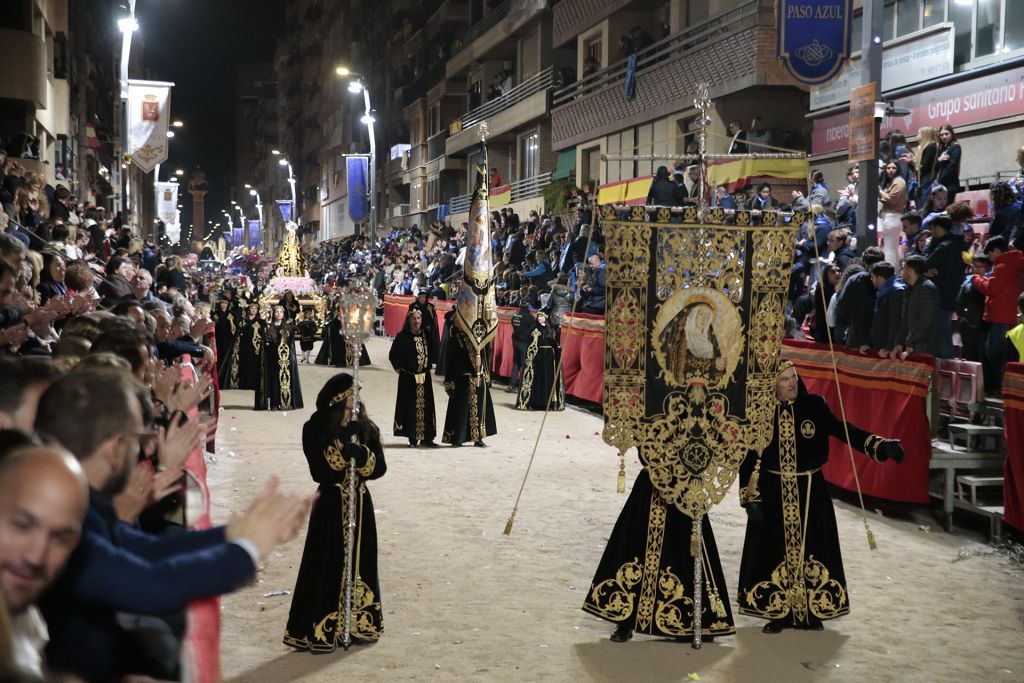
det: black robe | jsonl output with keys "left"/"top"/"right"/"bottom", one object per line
{"left": 219, "top": 315, "right": 264, "bottom": 390}
{"left": 388, "top": 328, "right": 437, "bottom": 443}
{"left": 314, "top": 316, "right": 339, "bottom": 365}
{"left": 297, "top": 319, "right": 317, "bottom": 352}
{"left": 408, "top": 300, "right": 439, "bottom": 358}
{"left": 255, "top": 321, "right": 303, "bottom": 410}
{"left": 212, "top": 307, "right": 239, "bottom": 379}
{"left": 582, "top": 466, "right": 736, "bottom": 639}
{"left": 515, "top": 324, "right": 564, "bottom": 411}
{"left": 284, "top": 419, "right": 386, "bottom": 651}
{"left": 315, "top": 316, "right": 371, "bottom": 367}
{"left": 737, "top": 385, "right": 884, "bottom": 627}
{"left": 441, "top": 328, "right": 497, "bottom": 444}
{"left": 279, "top": 296, "right": 301, "bottom": 321}
{"left": 435, "top": 310, "right": 456, "bottom": 377}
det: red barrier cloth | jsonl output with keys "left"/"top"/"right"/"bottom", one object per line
{"left": 383, "top": 294, "right": 414, "bottom": 336}
{"left": 493, "top": 308, "right": 516, "bottom": 377}
{"left": 781, "top": 340, "right": 934, "bottom": 503}
{"left": 560, "top": 313, "right": 605, "bottom": 404}
{"left": 1002, "top": 363, "right": 1024, "bottom": 531}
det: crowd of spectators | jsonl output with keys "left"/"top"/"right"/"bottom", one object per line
{"left": 1, "top": 152, "right": 315, "bottom": 681}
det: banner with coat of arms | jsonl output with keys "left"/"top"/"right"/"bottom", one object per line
{"left": 127, "top": 79, "right": 174, "bottom": 172}
{"left": 601, "top": 205, "right": 802, "bottom": 520}
{"left": 155, "top": 181, "right": 180, "bottom": 244}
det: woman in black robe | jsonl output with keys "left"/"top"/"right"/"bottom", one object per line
{"left": 441, "top": 326, "right": 497, "bottom": 447}
{"left": 220, "top": 302, "right": 264, "bottom": 390}
{"left": 582, "top": 456, "right": 736, "bottom": 643}
{"left": 314, "top": 300, "right": 339, "bottom": 366}
{"left": 434, "top": 309, "right": 456, "bottom": 377}
{"left": 255, "top": 305, "right": 303, "bottom": 411}
{"left": 278, "top": 289, "right": 301, "bottom": 321}
{"left": 737, "top": 361, "right": 903, "bottom": 633}
{"left": 388, "top": 309, "right": 438, "bottom": 447}
{"left": 284, "top": 373, "right": 386, "bottom": 651}
{"left": 212, "top": 299, "right": 238, "bottom": 380}
{"left": 515, "top": 311, "right": 564, "bottom": 411}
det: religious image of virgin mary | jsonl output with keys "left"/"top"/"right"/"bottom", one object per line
{"left": 659, "top": 302, "right": 726, "bottom": 385}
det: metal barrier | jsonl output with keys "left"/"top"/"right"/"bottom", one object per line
{"left": 447, "top": 171, "right": 553, "bottom": 214}
{"left": 462, "top": 67, "right": 554, "bottom": 128}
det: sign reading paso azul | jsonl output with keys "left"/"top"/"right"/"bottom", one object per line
{"left": 777, "top": 0, "right": 852, "bottom": 86}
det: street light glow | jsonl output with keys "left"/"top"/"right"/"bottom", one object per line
{"left": 166, "top": 131, "right": 175, "bottom": 138}
{"left": 271, "top": 149, "right": 280, "bottom": 155}
{"left": 174, "top": 169, "right": 184, "bottom": 175}
{"left": 244, "top": 183, "right": 251, "bottom": 189}
{"left": 336, "top": 66, "right": 351, "bottom": 76}
{"left": 249, "top": 189, "right": 258, "bottom": 196}
{"left": 278, "top": 158, "right": 289, "bottom": 166}
{"left": 172, "top": 120, "right": 184, "bottom": 128}
{"left": 118, "top": 16, "right": 139, "bottom": 33}
{"left": 348, "top": 80, "right": 364, "bottom": 94}
{"left": 361, "top": 113, "right": 375, "bottom": 124}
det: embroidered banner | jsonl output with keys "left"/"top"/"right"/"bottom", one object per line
{"left": 276, "top": 199, "right": 293, "bottom": 224}
{"left": 777, "top": 0, "right": 852, "bottom": 86}
{"left": 346, "top": 156, "right": 368, "bottom": 222}
{"left": 127, "top": 79, "right": 174, "bottom": 172}
{"left": 248, "top": 219, "right": 261, "bottom": 248}
{"left": 602, "top": 205, "right": 801, "bottom": 518}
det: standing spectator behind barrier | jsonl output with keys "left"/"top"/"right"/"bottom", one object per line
{"left": 879, "top": 160, "right": 908, "bottom": 267}
{"left": 867, "top": 261, "right": 904, "bottom": 356}
{"left": 835, "top": 246, "right": 886, "bottom": 350}
{"left": 956, "top": 255, "right": 992, "bottom": 362}
{"left": 989, "top": 182, "right": 1021, "bottom": 242}
{"left": 935, "top": 125, "right": 962, "bottom": 201}
{"left": 892, "top": 255, "right": 940, "bottom": 360}
{"left": 580, "top": 254, "right": 606, "bottom": 314}
{"left": 835, "top": 165, "right": 859, "bottom": 227}
{"left": 923, "top": 214, "right": 967, "bottom": 359}
{"left": 914, "top": 126, "right": 939, "bottom": 206}
{"left": 971, "top": 235, "right": 1024, "bottom": 392}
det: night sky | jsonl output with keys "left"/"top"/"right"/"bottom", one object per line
{"left": 141, "top": 0, "right": 284, "bottom": 239}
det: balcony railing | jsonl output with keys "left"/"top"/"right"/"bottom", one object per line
{"left": 388, "top": 203, "right": 411, "bottom": 218}
{"left": 460, "top": 66, "right": 554, "bottom": 129}
{"left": 460, "top": 0, "right": 510, "bottom": 47}
{"left": 552, "top": 0, "right": 764, "bottom": 108}
{"left": 447, "top": 171, "right": 552, "bottom": 214}
{"left": 427, "top": 131, "right": 448, "bottom": 161}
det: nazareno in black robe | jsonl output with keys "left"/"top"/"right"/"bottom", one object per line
{"left": 316, "top": 316, "right": 371, "bottom": 367}
{"left": 434, "top": 310, "right": 456, "bottom": 377}
{"left": 388, "top": 326, "right": 437, "bottom": 444}
{"left": 581, "top": 460, "right": 736, "bottom": 640}
{"left": 514, "top": 323, "right": 564, "bottom": 411}
{"left": 212, "top": 305, "right": 239, "bottom": 379}
{"left": 219, "top": 315, "right": 264, "bottom": 390}
{"left": 314, "top": 315, "right": 338, "bottom": 365}
{"left": 737, "top": 379, "right": 885, "bottom": 628}
{"left": 255, "top": 320, "right": 303, "bottom": 411}
{"left": 441, "top": 326, "right": 497, "bottom": 445}
{"left": 284, "top": 393, "right": 386, "bottom": 651}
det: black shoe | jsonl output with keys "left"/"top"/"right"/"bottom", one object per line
{"left": 762, "top": 620, "right": 787, "bottom": 634}
{"left": 421, "top": 440, "right": 439, "bottom": 448}
{"left": 474, "top": 440, "right": 487, "bottom": 448}
{"left": 797, "top": 622, "right": 824, "bottom": 631}
{"left": 610, "top": 625, "right": 633, "bottom": 642}
{"left": 408, "top": 440, "right": 418, "bottom": 447}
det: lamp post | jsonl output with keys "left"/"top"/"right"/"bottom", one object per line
{"left": 337, "top": 67, "right": 378, "bottom": 242}
{"left": 249, "top": 187, "right": 264, "bottom": 248}
{"left": 278, "top": 158, "right": 297, "bottom": 225}
{"left": 117, "top": 3, "right": 139, "bottom": 216}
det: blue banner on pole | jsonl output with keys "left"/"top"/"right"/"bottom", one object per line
{"left": 276, "top": 199, "right": 293, "bottom": 224}
{"left": 248, "top": 219, "right": 260, "bottom": 248}
{"left": 232, "top": 227, "right": 243, "bottom": 248}
{"left": 347, "top": 156, "right": 369, "bottom": 223}
{"left": 777, "top": 0, "right": 852, "bottom": 86}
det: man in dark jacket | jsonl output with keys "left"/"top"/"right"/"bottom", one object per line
{"left": 834, "top": 246, "right": 885, "bottom": 349}
{"left": 956, "top": 255, "right": 991, "bottom": 362}
{"left": 893, "top": 255, "right": 940, "bottom": 359}
{"left": 35, "top": 369, "right": 313, "bottom": 682}
{"left": 923, "top": 214, "right": 966, "bottom": 358}
{"left": 867, "top": 261, "right": 903, "bottom": 355}
{"left": 646, "top": 166, "right": 685, "bottom": 207}
{"left": 506, "top": 229, "right": 526, "bottom": 270}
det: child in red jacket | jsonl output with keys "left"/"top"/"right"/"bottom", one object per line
{"left": 972, "top": 235, "right": 1024, "bottom": 391}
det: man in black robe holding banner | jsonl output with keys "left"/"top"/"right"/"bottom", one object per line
{"left": 737, "top": 360, "right": 904, "bottom": 633}
{"left": 389, "top": 309, "right": 438, "bottom": 447}
{"left": 408, "top": 290, "right": 439, "bottom": 355}
{"left": 443, "top": 129, "right": 499, "bottom": 448}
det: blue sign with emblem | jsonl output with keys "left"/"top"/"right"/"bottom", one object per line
{"left": 777, "top": 0, "right": 852, "bottom": 86}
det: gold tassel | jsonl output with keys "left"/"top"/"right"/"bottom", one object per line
{"left": 616, "top": 452, "right": 626, "bottom": 494}
{"left": 866, "top": 523, "right": 877, "bottom": 550}
{"left": 503, "top": 509, "right": 516, "bottom": 536}
{"left": 711, "top": 591, "right": 727, "bottom": 618}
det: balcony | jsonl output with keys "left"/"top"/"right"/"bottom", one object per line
{"left": 0, "top": 28, "right": 46, "bottom": 106}
{"left": 427, "top": 130, "right": 447, "bottom": 162}
{"left": 550, "top": 0, "right": 790, "bottom": 150}
{"left": 388, "top": 203, "right": 411, "bottom": 219}
{"left": 552, "top": 0, "right": 637, "bottom": 47}
{"left": 448, "top": 171, "right": 552, "bottom": 214}
{"left": 446, "top": 67, "right": 553, "bottom": 156}
{"left": 446, "top": 0, "right": 545, "bottom": 77}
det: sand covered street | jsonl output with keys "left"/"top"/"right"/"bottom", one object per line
{"left": 213, "top": 336, "right": 1023, "bottom": 682}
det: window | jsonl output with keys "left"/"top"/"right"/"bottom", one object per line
{"left": 896, "top": 0, "right": 920, "bottom": 37}
{"left": 974, "top": 0, "right": 1000, "bottom": 58}
{"left": 428, "top": 104, "right": 441, "bottom": 136}
{"left": 584, "top": 36, "right": 602, "bottom": 67}
{"left": 922, "top": 0, "right": 945, "bottom": 28}
{"left": 520, "top": 133, "right": 539, "bottom": 180}
{"left": 582, "top": 145, "right": 600, "bottom": 186}
{"left": 949, "top": 0, "right": 973, "bottom": 66}
{"left": 1006, "top": 0, "right": 1024, "bottom": 52}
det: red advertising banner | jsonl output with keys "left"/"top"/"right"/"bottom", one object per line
{"left": 812, "top": 64, "right": 1024, "bottom": 155}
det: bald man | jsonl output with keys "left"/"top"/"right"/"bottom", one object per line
{"left": 0, "top": 445, "right": 89, "bottom": 677}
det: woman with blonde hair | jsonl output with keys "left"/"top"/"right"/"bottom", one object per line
{"left": 915, "top": 126, "right": 939, "bottom": 205}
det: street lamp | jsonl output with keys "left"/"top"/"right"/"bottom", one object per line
{"left": 278, "top": 157, "right": 297, "bottom": 224}
{"left": 249, "top": 187, "right": 264, "bottom": 246}
{"left": 172, "top": 120, "right": 184, "bottom": 128}
{"left": 117, "top": 2, "right": 139, "bottom": 216}
{"left": 337, "top": 67, "right": 378, "bottom": 241}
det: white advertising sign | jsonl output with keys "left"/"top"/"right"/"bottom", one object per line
{"left": 810, "top": 24, "right": 954, "bottom": 110}
{"left": 127, "top": 79, "right": 174, "bottom": 172}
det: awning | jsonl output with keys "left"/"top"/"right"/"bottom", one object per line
{"left": 552, "top": 148, "right": 576, "bottom": 180}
